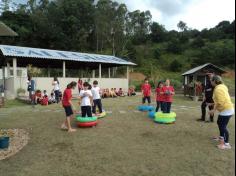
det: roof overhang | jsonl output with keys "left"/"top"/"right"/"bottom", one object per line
{"left": 0, "top": 45, "right": 136, "bottom": 68}
{"left": 182, "top": 63, "right": 226, "bottom": 76}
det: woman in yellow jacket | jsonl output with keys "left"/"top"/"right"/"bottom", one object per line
{"left": 209, "top": 75, "right": 234, "bottom": 150}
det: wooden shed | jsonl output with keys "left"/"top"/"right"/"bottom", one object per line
{"left": 182, "top": 63, "right": 226, "bottom": 100}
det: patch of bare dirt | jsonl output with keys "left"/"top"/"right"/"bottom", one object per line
{"left": 130, "top": 72, "right": 146, "bottom": 81}
{"left": 0, "top": 129, "right": 29, "bottom": 160}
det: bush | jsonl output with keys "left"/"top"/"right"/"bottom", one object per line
{"left": 153, "top": 48, "right": 161, "bottom": 59}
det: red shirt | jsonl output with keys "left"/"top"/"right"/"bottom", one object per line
{"left": 62, "top": 88, "right": 72, "bottom": 107}
{"left": 162, "top": 86, "right": 175, "bottom": 102}
{"left": 141, "top": 83, "right": 151, "bottom": 96}
{"left": 78, "top": 80, "right": 83, "bottom": 89}
{"left": 156, "top": 87, "right": 165, "bottom": 101}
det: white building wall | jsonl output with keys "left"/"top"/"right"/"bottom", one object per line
{"left": 5, "top": 77, "right": 129, "bottom": 98}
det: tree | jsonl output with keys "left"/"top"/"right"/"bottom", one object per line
{"left": 191, "top": 36, "right": 205, "bottom": 48}
{"left": 169, "top": 59, "right": 182, "bottom": 72}
{"left": 0, "top": 0, "right": 11, "bottom": 12}
{"left": 150, "top": 22, "right": 166, "bottom": 43}
{"left": 167, "top": 39, "right": 182, "bottom": 54}
{"left": 177, "top": 21, "right": 187, "bottom": 32}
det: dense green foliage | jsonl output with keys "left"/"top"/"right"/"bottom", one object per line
{"left": 0, "top": 0, "right": 235, "bottom": 78}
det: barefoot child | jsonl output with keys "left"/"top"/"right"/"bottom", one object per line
{"left": 61, "top": 81, "right": 77, "bottom": 132}
{"left": 79, "top": 82, "right": 93, "bottom": 117}
{"left": 91, "top": 80, "right": 103, "bottom": 115}
{"left": 155, "top": 81, "right": 165, "bottom": 112}
{"left": 141, "top": 78, "right": 152, "bottom": 106}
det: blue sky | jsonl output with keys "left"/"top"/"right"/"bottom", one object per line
{"left": 10, "top": 0, "right": 235, "bottom": 30}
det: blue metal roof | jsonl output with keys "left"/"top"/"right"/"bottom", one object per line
{"left": 0, "top": 45, "right": 136, "bottom": 66}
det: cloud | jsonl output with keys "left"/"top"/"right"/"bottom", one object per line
{"left": 116, "top": 0, "right": 235, "bottom": 30}
{"left": 148, "top": 0, "right": 194, "bottom": 17}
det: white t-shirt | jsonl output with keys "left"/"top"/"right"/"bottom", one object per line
{"left": 91, "top": 86, "right": 101, "bottom": 100}
{"left": 53, "top": 81, "right": 60, "bottom": 91}
{"left": 79, "top": 90, "right": 92, "bottom": 106}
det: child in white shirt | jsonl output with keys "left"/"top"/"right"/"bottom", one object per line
{"left": 91, "top": 80, "right": 103, "bottom": 115}
{"left": 79, "top": 82, "right": 93, "bottom": 117}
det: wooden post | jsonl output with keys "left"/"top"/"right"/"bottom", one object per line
{"left": 108, "top": 68, "right": 111, "bottom": 78}
{"left": 13, "top": 58, "right": 17, "bottom": 97}
{"left": 63, "top": 61, "right": 66, "bottom": 78}
{"left": 92, "top": 70, "right": 95, "bottom": 78}
{"left": 127, "top": 66, "right": 129, "bottom": 80}
{"left": 7, "top": 62, "right": 10, "bottom": 78}
{"left": 99, "top": 64, "right": 102, "bottom": 78}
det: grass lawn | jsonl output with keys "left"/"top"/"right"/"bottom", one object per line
{"left": 0, "top": 95, "right": 235, "bottom": 176}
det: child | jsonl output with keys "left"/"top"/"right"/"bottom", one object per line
{"left": 41, "top": 90, "right": 49, "bottom": 106}
{"left": 141, "top": 78, "right": 151, "bottom": 105}
{"left": 79, "top": 82, "right": 93, "bottom": 117}
{"left": 61, "top": 81, "right": 77, "bottom": 132}
{"left": 114, "top": 88, "right": 119, "bottom": 96}
{"left": 48, "top": 92, "right": 56, "bottom": 104}
{"left": 118, "top": 88, "right": 125, "bottom": 97}
{"left": 162, "top": 79, "right": 175, "bottom": 113}
{"left": 91, "top": 80, "right": 103, "bottom": 115}
{"left": 155, "top": 81, "right": 165, "bottom": 112}
{"left": 110, "top": 88, "right": 117, "bottom": 98}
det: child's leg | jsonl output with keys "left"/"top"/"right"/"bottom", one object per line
{"left": 142, "top": 97, "right": 146, "bottom": 104}
{"left": 87, "top": 106, "right": 92, "bottom": 117}
{"left": 67, "top": 115, "right": 76, "bottom": 132}
{"left": 147, "top": 96, "right": 151, "bottom": 106}
{"left": 81, "top": 106, "right": 87, "bottom": 117}
{"left": 162, "top": 102, "right": 167, "bottom": 113}
{"left": 97, "top": 99, "right": 103, "bottom": 113}
{"left": 156, "top": 101, "right": 160, "bottom": 112}
{"left": 167, "top": 102, "right": 171, "bottom": 113}
{"left": 92, "top": 100, "right": 96, "bottom": 114}
{"left": 160, "top": 101, "right": 164, "bottom": 112}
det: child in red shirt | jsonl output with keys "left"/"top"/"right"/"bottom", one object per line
{"left": 141, "top": 78, "right": 152, "bottom": 106}
{"left": 61, "top": 81, "right": 77, "bottom": 132}
{"left": 155, "top": 81, "right": 165, "bottom": 112}
{"left": 162, "top": 79, "right": 175, "bottom": 113}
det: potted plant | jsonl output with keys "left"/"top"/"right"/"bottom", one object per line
{"left": 0, "top": 129, "right": 14, "bottom": 149}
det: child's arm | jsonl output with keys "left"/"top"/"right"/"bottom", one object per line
{"left": 69, "top": 100, "right": 76, "bottom": 112}
{"left": 171, "top": 87, "right": 175, "bottom": 95}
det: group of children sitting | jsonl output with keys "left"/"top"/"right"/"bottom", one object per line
{"left": 35, "top": 90, "right": 59, "bottom": 106}
{"left": 101, "top": 87, "right": 136, "bottom": 98}
{"left": 141, "top": 78, "right": 175, "bottom": 113}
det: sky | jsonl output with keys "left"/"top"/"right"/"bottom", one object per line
{"left": 9, "top": 0, "right": 236, "bottom": 31}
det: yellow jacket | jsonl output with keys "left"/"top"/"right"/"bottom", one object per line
{"left": 213, "top": 84, "right": 234, "bottom": 112}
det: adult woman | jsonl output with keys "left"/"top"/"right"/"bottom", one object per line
{"left": 52, "top": 77, "right": 60, "bottom": 103}
{"left": 209, "top": 75, "right": 234, "bottom": 150}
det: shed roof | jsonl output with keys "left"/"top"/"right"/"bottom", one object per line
{"left": 0, "top": 22, "right": 18, "bottom": 36}
{"left": 182, "top": 63, "right": 226, "bottom": 76}
{"left": 0, "top": 45, "right": 136, "bottom": 67}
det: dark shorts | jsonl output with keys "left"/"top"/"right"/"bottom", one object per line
{"left": 64, "top": 106, "right": 73, "bottom": 117}
{"left": 143, "top": 96, "right": 151, "bottom": 104}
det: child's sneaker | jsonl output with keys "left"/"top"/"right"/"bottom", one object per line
{"left": 217, "top": 144, "right": 231, "bottom": 150}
